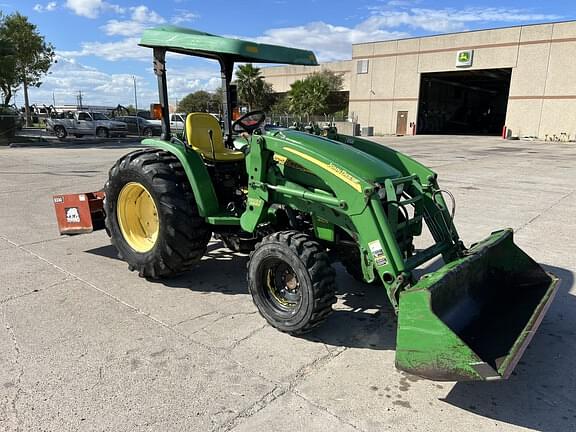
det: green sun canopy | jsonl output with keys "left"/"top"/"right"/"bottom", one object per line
{"left": 139, "top": 26, "right": 318, "bottom": 66}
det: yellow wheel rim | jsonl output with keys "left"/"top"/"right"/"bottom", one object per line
{"left": 117, "top": 182, "right": 159, "bottom": 253}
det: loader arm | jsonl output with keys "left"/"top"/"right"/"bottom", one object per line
{"left": 240, "top": 130, "right": 464, "bottom": 310}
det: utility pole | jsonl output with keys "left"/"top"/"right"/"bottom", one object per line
{"left": 133, "top": 76, "right": 140, "bottom": 136}
{"left": 77, "top": 90, "right": 83, "bottom": 109}
{"left": 52, "top": 92, "right": 56, "bottom": 107}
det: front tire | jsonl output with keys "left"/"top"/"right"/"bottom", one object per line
{"left": 248, "top": 231, "right": 336, "bottom": 334}
{"left": 96, "top": 127, "right": 109, "bottom": 138}
{"left": 104, "top": 149, "right": 211, "bottom": 278}
{"left": 339, "top": 248, "right": 381, "bottom": 286}
{"left": 54, "top": 126, "right": 67, "bottom": 140}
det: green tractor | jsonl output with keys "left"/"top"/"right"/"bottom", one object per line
{"left": 96, "top": 26, "right": 558, "bottom": 381}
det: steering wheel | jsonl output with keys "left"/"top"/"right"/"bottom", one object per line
{"left": 232, "top": 110, "right": 266, "bottom": 134}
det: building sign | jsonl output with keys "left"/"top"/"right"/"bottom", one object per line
{"left": 456, "top": 50, "right": 473, "bottom": 67}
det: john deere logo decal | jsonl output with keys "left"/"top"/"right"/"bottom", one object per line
{"left": 456, "top": 50, "right": 473, "bottom": 67}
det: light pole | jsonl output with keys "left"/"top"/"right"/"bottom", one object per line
{"left": 133, "top": 76, "right": 140, "bottom": 136}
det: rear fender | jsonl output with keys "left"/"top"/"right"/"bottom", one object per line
{"left": 141, "top": 138, "right": 219, "bottom": 217}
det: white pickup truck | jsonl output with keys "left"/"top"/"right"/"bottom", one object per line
{"left": 169, "top": 113, "right": 186, "bottom": 132}
{"left": 46, "top": 111, "right": 128, "bottom": 139}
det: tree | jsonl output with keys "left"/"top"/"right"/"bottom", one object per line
{"left": 177, "top": 90, "right": 220, "bottom": 113}
{"left": 0, "top": 13, "right": 55, "bottom": 125}
{"left": 0, "top": 14, "right": 17, "bottom": 106}
{"left": 235, "top": 64, "right": 274, "bottom": 111}
{"left": 268, "top": 94, "right": 290, "bottom": 115}
{"left": 288, "top": 70, "right": 345, "bottom": 117}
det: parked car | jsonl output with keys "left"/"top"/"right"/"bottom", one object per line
{"left": 169, "top": 113, "right": 186, "bottom": 132}
{"left": 115, "top": 116, "right": 162, "bottom": 136}
{"left": 46, "top": 111, "right": 128, "bottom": 139}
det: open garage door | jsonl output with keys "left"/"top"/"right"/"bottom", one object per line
{"left": 417, "top": 68, "right": 511, "bottom": 135}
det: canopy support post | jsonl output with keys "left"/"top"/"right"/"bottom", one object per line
{"left": 218, "top": 56, "right": 234, "bottom": 146}
{"left": 153, "top": 48, "right": 171, "bottom": 141}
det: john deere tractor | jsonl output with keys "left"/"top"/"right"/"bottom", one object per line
{"left": 88, "top": 26, "right": 558, "bottom": 381}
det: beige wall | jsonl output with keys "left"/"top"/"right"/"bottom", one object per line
{"left": 264, "top": 21, "right": 576, "bottom": 138}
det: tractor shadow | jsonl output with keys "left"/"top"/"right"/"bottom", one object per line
{"left": 303, "top": 265, "right": 397, "bottom": 351}
{"left": 150, "top": 242, "right": 250, "bottom": 295}
{"left": 86, "top": 241, "right": 251, "bottom": 295}
{"left": 302, "top": 256, "right": 446, "bottom": 351}
{"left": 440, "top": 264, "right": 575, "bottom": 432}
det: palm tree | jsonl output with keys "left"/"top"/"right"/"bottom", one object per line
{"left": 235, "top": 63, "right": 267, "bottom": 111}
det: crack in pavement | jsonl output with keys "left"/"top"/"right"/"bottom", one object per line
{"left": 515, "top": 190, "right": 575, "bottom": 233}
{"left": 175, "top": 311, "right": 259, "bottom": 335}
{"left": 173, "top": 311, "right": 220, "bottom": 327}
{"left": 217, "top": 346, "right": 350, "bottom": 431}
{"left": 2, "top": 306, "right": 24, "bottom": 432}
{"left": 223, "top": 323, "right": 267, "bottom": 352}
{"left": 292, "top": 390, "right": 365, "bottom": 432}
{"left": 214, "top": 385, "right": 288, "bottom": 432}
{"left": 0, "top": 278, "right": 72, "bottom": 306}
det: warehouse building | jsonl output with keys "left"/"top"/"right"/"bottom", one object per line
{"left": 261, "top": 21, "right": 576, "bottom": 139}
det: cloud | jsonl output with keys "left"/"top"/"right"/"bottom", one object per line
{"left": 130, "top": 5, "right": 163, "bottom": 23}
{"left": 64, "top": 0, "right": 124, "bottom": 19}
{"left": 365, "top": 7, "right": 562, "bottom": 33}
{"left": 167, "top": 69, "right": 221, "bottom": 102}
{"left": 33, "top": 2, "right": 57, "bottom": 13}
{"left": 64, "top": 5, "right": 194, "bottom": 62}
{"left": 24, "top": 56, "right": 153, "bottom": 106}
{"left": 24, "top": 55, "right": 219, "bottom": 107}
{"left": 59, "top": 37, "right": 148, "bottom": 61}
{"left": 171, "top": 10, "right": 199, "bottom": 25}
{"left": 102, "top": 5, "right": 165, "bottom": 37}
{"left": 254, "top": 22, "right": 408, "bottom": 61}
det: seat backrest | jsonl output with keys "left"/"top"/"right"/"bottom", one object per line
{"left": 186, "top": 113, "right": 224, "bottom": 156}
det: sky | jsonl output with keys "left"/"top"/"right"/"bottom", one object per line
{"left": 1, "top": 0, "right": 573, "bottom": 108}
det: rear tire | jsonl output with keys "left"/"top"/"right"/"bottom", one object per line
{"left": 247, "top": 231, "right": 336, "bottom": 334}
{"left": 104, "top": 148, "right": 211, "bottom": 278}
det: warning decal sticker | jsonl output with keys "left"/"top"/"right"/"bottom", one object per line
{"left": 65, "top": 207, "right": 81, "bottom": 223}
{"left": 368, "top": 240, "right": 388, "bottom": 267}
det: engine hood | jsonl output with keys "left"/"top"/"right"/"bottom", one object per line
{"left": 268, "top": 129, "right": 402, "bottom": 185}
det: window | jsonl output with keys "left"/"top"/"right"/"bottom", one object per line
{"left": 92, "top": 113, "right": 110, "bottom": 121}
{"left": 78, "top": 112, "right": 91, "bottom": 121}
{"left": 357, "top": 59, "right": 369, "bottom": 74}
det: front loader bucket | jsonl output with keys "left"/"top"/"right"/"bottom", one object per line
{"left": 396, "top": 229, "right": 559, "bottom": 381}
